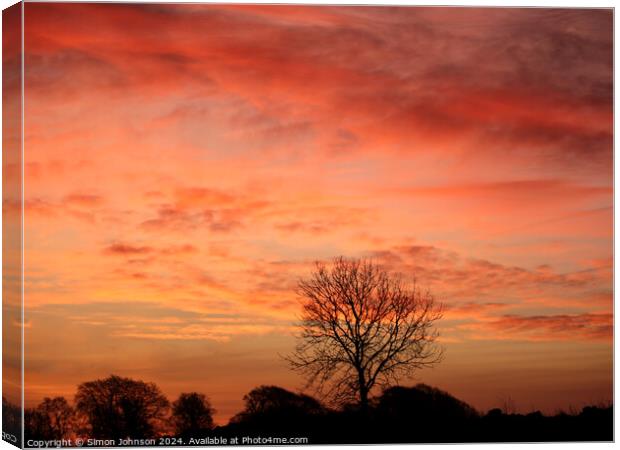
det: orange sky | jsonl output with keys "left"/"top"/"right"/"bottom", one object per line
{"left": 15, "top": 4, "right": 613, "bottom": 423}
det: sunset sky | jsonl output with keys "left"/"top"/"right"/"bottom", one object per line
{"left": 15, "top": 4, "right": 613, "bottom": 423}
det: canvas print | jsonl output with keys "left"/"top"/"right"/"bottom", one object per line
{"left": 2, "top": 2, "right": 614, "bottom": 447}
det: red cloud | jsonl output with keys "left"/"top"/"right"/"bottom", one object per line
{"left": 444, "top": 301, "right": 510, "bottom": 320}
{"left": 174, "top": 187, "right": 235, "bottom": 207}
{"left": 23, "top": 4, "right": 612, "bottom": 175}
{"left": 104, "top": 243, "right": 154, "bottom": 255}
{"left": 104, "top": 243, "right": 197, "bottom": 256}
{"left": 63, "top": 193, "right": 103, "bottom": 206}
{"left": 484, "top": 313, "right": 613, "bottom": 341}
{"left": 370, "top": 244, "right": 611, "bottom": 314}
{"left": 390, "top": 180, "right": 610, "bottom": 199}
{"left": 140, "top": 205, "right": 244, "bottom": 233}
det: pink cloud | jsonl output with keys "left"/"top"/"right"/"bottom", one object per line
{"left": 477, "top": 313, "right": 613, "bottom": 342}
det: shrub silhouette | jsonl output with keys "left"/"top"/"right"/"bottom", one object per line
{"left": 376, "top": 384, "right": 478, "bottom": 423}
{"left": 171, "top": 392, "right": 215, "bottom": 437}
{"left": 25, "top": 397, "right": 74, "bottom": 441}
{"left": 369, "top": 384, "right": 479, "bottom": 442}
{"left": 75, "top": 375, "right": 169, "bottom": 440}
{"left": 230, "top": 385, "right": 325, "bottom": 430}
{"left": 577, "top": 405, "right": 613, "bottom": 441}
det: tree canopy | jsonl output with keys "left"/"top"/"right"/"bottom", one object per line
{"left": 75, "top": 374, "right": 170, "bottom": 439}
{"left": 287, "top": 257, "right": 443, "bottom": 411}
{"left": 171, "top": 392, "right": 215, "bottom": 437}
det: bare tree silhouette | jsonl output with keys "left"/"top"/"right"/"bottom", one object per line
{"left": 286, "top": 257, "right": 443, "bottom": 412}
{"left": 75, "top": 375, "right": 169, "bottom": 440}
{"left": 171, "top": 392, "right": 215, "bottom": 437}
{"left": 37, "top": 397, "right": 75, "bottom": 439}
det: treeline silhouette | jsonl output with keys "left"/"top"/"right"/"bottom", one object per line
{"left": 3, "top": 375, "right": 612, "bottom": 446}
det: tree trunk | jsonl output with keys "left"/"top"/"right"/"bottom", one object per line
{"left": 360, "top": 388, "right": 369, "bottom": 412}
{"left": 358, "top": 370, "right": 369, "bottom": 415}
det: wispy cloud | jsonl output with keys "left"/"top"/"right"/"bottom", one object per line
{"left": 465, "top": 313, "right": 613, "bottom": 342}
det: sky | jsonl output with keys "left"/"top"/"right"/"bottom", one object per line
{"left": 12, "top": 3, "right": 613, "bottom": 423}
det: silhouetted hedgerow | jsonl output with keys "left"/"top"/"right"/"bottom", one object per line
{"left": 5, "top": 376, "right": 613, "bottom": 445}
